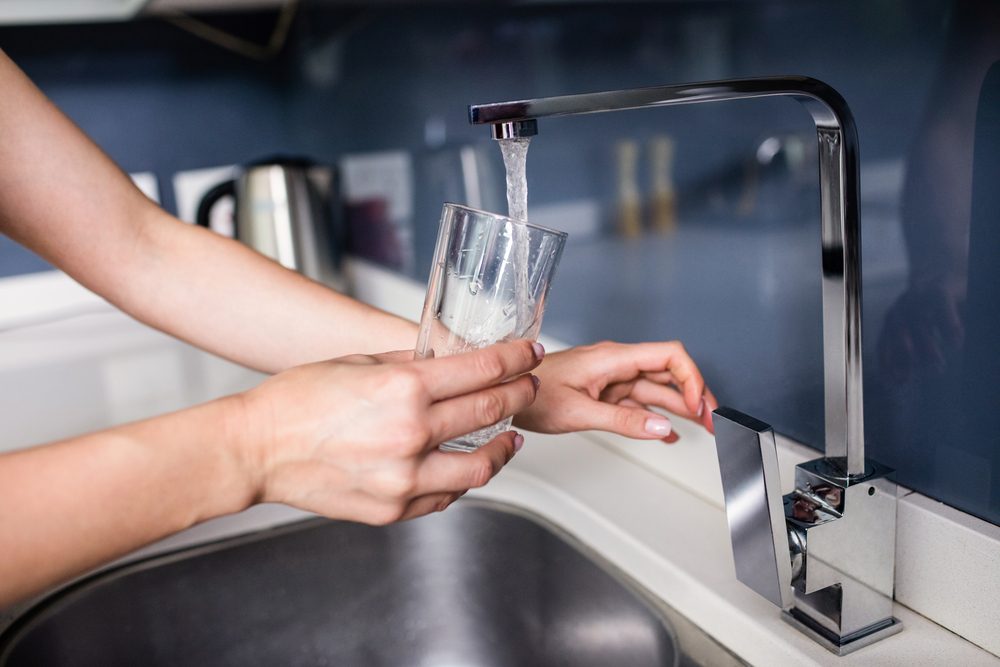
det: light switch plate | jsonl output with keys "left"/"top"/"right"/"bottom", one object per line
{"left": 339, "top": 151, "right": 415, "bottom": 271}
{"left": 340, "top": 151, "right": 414, "bottom": 224}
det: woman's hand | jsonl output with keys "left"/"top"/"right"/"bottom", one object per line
{"left": 234, "top": 339, "right": 543, "bottom": 525}
{"left": 513, "top": 340, "right": 716, "bottom": 442}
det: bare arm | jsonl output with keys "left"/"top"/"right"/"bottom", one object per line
{"left": 0, "top": 342, "right": 541, "bottom": 608}
{"left": 0, "top": 50, "right": 417, "bottom": 373}
{"left": 0, "top": 396, "right": 251, "bottom": 606}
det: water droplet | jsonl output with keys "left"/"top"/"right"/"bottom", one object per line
{"left": 469, "top": 279, "right": 483, "bottom": 295}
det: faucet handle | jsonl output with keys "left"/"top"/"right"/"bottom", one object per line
{"left": 712, "top": 407, "right": 794, "bottom": 609}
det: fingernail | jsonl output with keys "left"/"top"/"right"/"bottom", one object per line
{"left": 697, "top": 398, "right": 706, "bottom": 417}
{"left": 530, "top": 374, "right": 541, "bottom": 391}
{"left": 531, "top": 342, "right": 545, "bottom": 360}
{"left": 644, "top": 417, "right": 672, "bottom": 437}
{"left": 513, "top": 433, "right": 525, "bottom": 452}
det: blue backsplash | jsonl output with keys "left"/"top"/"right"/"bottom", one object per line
{"left": 1, "top": 1, "right": 997, "bottom": 525}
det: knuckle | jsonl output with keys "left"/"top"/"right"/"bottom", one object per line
{"left": 385, "top": 367, "right": 425, "bottom": 401}
{"left": 520, "top": 376, "right": 539, "bottom": 406}
{"left": 590, "top": 340, "right": 621, "bottom": 356}
{"left": 475, "top": 391, "right": 507, "bottom": 426}
{"left": 473, "top": 352, "right": 507, "bottom": 384}
{"left": 519, "top": 339, "right": 538, "bottom": 364}
{"left": 435, "top": 493, "right": 458, "bottom": 513}
{"left": 468, "top": 459, "right": 496, "bottom": 488}
{"left": 581, "top": 340, "right": 611, "bottom": 354}
{"left": 379, "top": 467, "right": 418, "bottom": 500}
{"left": 397, "top": 418, "right": 431, "bottom": 452}
{"left": 523, "top": 375, "right": 539, "bottom": 400}
{"left": 372, "top": 502, "right": 407, "bottom": 526}
{"left": 614, "top": 408, "right": 640, "bottom": 433}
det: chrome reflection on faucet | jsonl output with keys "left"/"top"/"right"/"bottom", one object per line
{"left": 713, "top": 407, "right": 898, "bottom": 655}
{"left": 469, "top": 77, "right": 900, "bottom": 655}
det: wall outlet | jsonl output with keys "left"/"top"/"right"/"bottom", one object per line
{"left": 172, "top": 165, "right": 238, "bottom": 235}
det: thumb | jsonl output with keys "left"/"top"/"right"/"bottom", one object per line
{"left": 582, "top": 402, "right": 673, "bottom": 440}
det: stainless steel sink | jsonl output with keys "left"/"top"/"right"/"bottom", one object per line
{"left": 0, "top": 500, "right": 741, "bottom": 666}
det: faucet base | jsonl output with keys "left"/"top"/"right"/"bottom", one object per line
{"left": 783, "top": 610, "right": 902, "bottom": 656}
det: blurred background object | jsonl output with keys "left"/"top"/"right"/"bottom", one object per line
{"left": 615, "top": 139, "right": 642, "bottom": 238}
{"left": 648, "top": 135, "right": 677, "bottom": 235}
{"left": 195, "top": 156, "right": 345, "bottom": 287}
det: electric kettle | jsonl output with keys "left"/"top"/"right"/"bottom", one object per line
{"left": 196, "top": 157, "right": 343, "bottom": 287}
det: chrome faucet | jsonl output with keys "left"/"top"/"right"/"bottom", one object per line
{"left": 469, "top": 77, "right": 900, "bottom": 655}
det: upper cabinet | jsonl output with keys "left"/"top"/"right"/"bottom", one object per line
{"left": 0, "top": 0, "right": 453, "bottom": 25}
{"left": 0, "top": 0, "right": 291, "bottom": 25}
{"left": 0, "top": 0, "right": 148, "bottom": 25}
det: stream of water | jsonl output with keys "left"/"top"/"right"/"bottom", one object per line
{"left": 498, "top": 137, "right": 533, "bottom": 335}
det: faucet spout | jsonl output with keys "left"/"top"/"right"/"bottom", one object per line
{"left": 470, "top": 76, "right": 864, "bottom": 476}
{"left": 489, "top": 119, "right": 538, "bottom": 140}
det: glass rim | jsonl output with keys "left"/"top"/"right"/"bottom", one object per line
{"left": 443, "top": 202, "right": 569, "bottom": 239}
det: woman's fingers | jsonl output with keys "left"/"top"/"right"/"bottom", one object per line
{"left": 632, "top": 377, "right": 718, "bottom": 428}
{"left": 603, "top": 378, "right": 717, "bottom": 433}
{"left": 415, "top": 432, "right": 521, "bottom": 495}
{"left": 400, "top": 491, "right": 465, "bottom": 521}
{"left": 701, "top": 387, "right": 718, "bottom": 432}
{"left": 628, "top": 378, "right": 694, "bottom": 417}
{"left": 641, "top": 370, "right": 676, "bottom": 385}
{"left": 426, "top": 375, "right": 538, "bottom": 445}
{"left": 402, "top": 432, "right": 520, "bottom": 520}
{"left": 615, "top": 398, "right": 677, "bottom": 442}
{"left": 412, "top": 340, "right": 543, "bottom": 401}
{"left": 563, "top": 398, "right": 674, "bottom": 441}
{"left": 598, "top": 380, "right": 637, "bottom": 405}
{"left": 592, "top": 341, "right": 708, "bottom": 417}
{"left": 361, "top": 432, "right": 519, "bottom": 523}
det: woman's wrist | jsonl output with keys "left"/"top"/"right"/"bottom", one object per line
{"left": 212, "top": 391, "right": 267, "bottom": 516}
{"left": 161, "top": 392, "right": 266, "bottom": 527}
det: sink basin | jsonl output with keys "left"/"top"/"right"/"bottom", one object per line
{"left": 0, "top": 501, "right": 724, "bottom": 666}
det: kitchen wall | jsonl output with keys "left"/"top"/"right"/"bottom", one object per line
{"left": 0, "top": 11, "right": 294, "bottom": 273}
{"left": 0, "top": 1, "right": 997, "bottom": 526}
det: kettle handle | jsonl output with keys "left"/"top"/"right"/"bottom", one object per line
{"left": 195, "top": 179, "right": 236, "bottom": 230}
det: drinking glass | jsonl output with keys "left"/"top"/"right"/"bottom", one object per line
{"left": 415, "top": 203, "right": 568, "bottom": 452}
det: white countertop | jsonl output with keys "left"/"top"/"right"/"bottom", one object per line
{"left": 1, "top": 264, "right": 997, "bottom": 666}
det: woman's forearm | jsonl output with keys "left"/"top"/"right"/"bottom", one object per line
{"left": 123, "top": 206, "right": 420, "bottom": 373}
{"left": 0, "top": 50, "right": 418, "bottom": 373}
{"left": 0, "top": 395, "right": 251, "bottom": 608}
